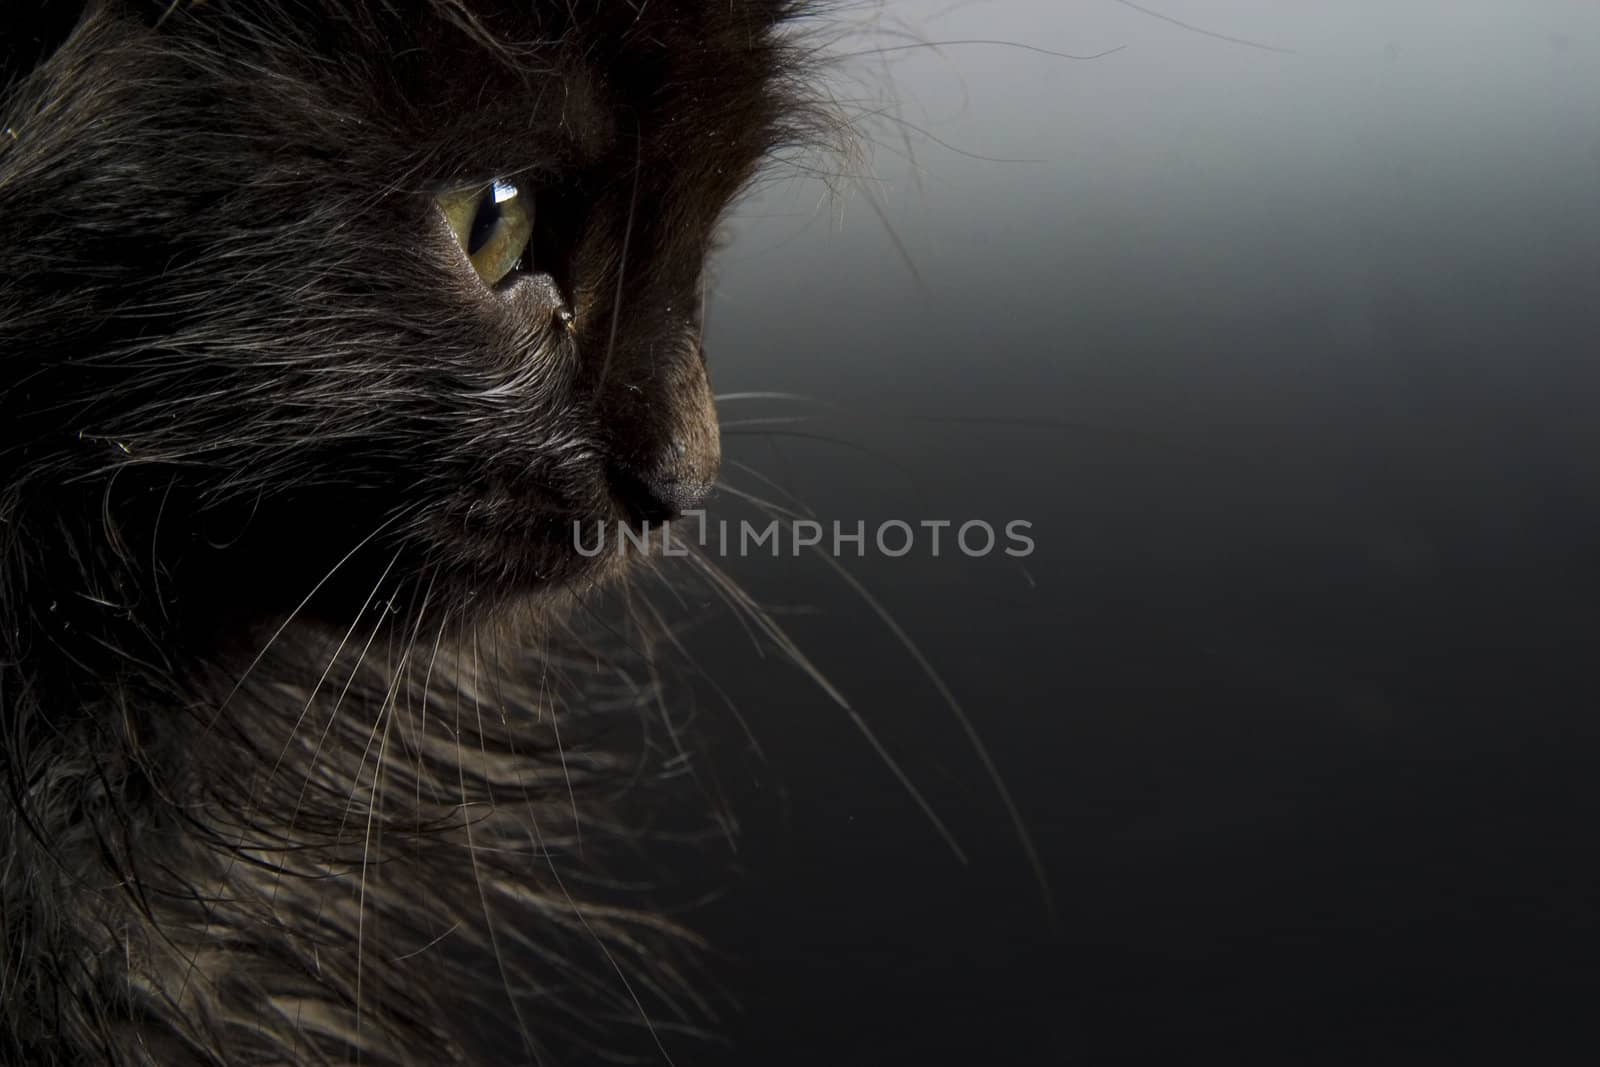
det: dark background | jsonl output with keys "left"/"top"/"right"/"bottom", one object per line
{"left": 666, "top": 3, "right": 1600, "bottom": 1063}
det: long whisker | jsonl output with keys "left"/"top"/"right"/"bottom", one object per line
{"left": 716, "top": 415, "right": 818, "bottom": 430}
{"left": 853, "top": 175, "right": 925, "bottom": 289}
{"left": 634, "top": 575, "right": 766, "bottom": 763}
{"left": 712, "top": 391, "right": 838, "bottom": 408}
{"left": 681, "top": 543, "right": 966, "bottom": 863}
{"left": 853, "top": 101, "right": 1048, "bottom": 165}
{"left": 458, "top": 618, "right": 543, "bottom": 1066}
{"left": 819, "top": 545, "right": 1057, "bottom": 927}
{"left": 597, "top": 118, "right": 644, "bottom": 387}
{"left": 207, "top": 505, "right": 412, "bottom": 731}
{"left": 632, "top": 590, "right": 745, "bottom": 847}
{"left": 716, "top": 479, "right": 1056, "bottom": 923}
{"left": 519, "top": 794, "right": 680, "bottom": 1067}
{"left": 720, "top": 459, "right": 819, "bottom": 521}
{"left": 1105, "top": 0, "right": 1296, "bottom": 54}
{"left": 174, "top": 534, "right": 408, "bottom": 1014}
{"left": 831, "top": 39, "right": 1128, "bottom": 62}
{"left": 353, "top": 575, "right": 436, "bottom": 1043}
{"left": 273, "top": 547, "right": 406, "bottom": 908}
{"left": 719, "top": 428, "right": 920, "bottom": 485}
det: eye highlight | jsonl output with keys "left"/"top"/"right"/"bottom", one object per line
{"left": 436, "top": 178, "right": 534, "bottom": 287}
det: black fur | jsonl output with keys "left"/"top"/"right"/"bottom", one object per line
{"left": 0, "top": 2, "right": 829, "bottom": 1061}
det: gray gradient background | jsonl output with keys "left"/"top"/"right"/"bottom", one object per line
{"left": 672, "top": 3, "right": 1600, "bottom": 1063}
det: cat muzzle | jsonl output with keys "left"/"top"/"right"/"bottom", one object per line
{"left": 607, "top": 450, "right": 714, "bottom": 524}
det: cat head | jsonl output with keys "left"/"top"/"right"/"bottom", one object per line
{"left": 0, "top": 0, "right": 826, "bottom": 637}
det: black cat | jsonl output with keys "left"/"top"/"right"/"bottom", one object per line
{"left": 0, "top": 2, "right": 829, "bottom": 1062}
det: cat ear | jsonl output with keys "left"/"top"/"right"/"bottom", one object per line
{"left": 1, "top": 1, "right": 90, "bottom": 92}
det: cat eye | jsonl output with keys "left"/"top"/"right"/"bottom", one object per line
{"left": 436, "top": 178, "right": 534, "bottom": 287}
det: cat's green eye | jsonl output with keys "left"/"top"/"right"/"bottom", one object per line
{"left": 436, "top": 178, "right": 534, "bottom": 287}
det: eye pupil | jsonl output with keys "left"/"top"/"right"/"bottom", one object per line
{"left": 466, "top": 191, "right": 502, "bottom": 255}
{"left": 436, "top": 178, "right": 535, "bottom": 288}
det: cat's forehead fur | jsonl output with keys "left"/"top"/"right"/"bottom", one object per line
{"left": 31, "top": 1, "right": 811, "bottom": 210}
{"left": 167, "top": 0, "right": 805, "bottom": 150}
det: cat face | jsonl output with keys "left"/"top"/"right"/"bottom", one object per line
{"left": 0, "top": 0, "right": 810, "bottom": 625}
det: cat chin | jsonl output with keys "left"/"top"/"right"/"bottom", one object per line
{"left": 419, "top": 453, "right": 708, "bottom": 600}
{"left": 418, "top": 504, "right": 643, "bottom": 601}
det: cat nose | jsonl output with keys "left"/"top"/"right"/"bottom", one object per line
{"left": 608, "top": 440, "right": 715, "bottom": 523}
